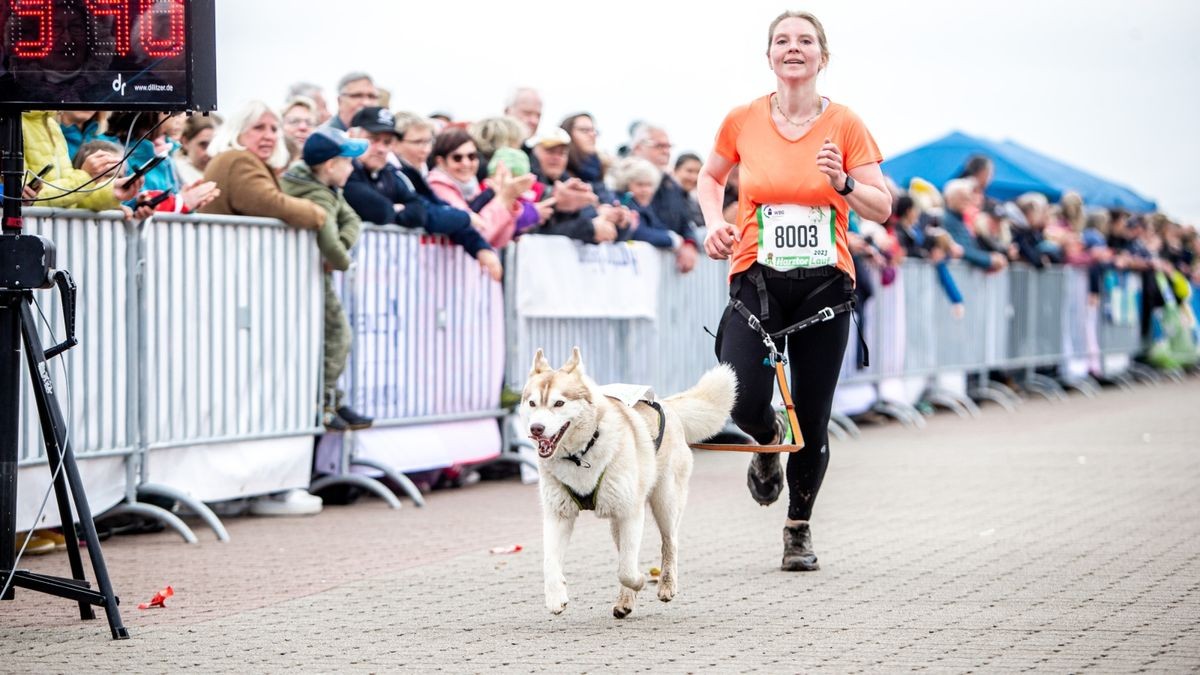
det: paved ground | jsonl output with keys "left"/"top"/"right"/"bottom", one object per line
{"left": 2, "top": 379, "right": 1199, "bottom": 673}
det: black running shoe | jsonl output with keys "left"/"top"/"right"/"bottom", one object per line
{"left": 336, "top": 406, "right": 374, "bottom": 430}
{"left": 781, "top": 522, "right": 820, "bottom": 571}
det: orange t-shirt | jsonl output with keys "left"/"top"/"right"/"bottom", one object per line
{"left": 713, "top": 95, "right": 883, "bottom": 284}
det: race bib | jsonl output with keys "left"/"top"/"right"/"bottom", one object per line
{"left": 756, "top": 204, "right": 837, "bottom": 271}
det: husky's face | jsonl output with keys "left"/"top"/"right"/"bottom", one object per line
{"left": 521, "top": 347, "right": 594, "bottom": 459}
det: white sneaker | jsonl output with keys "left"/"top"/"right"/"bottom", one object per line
{"left": 248, "top": 489, "right": 323, "bottom": 517}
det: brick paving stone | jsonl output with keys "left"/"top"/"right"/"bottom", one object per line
{"left": 1, "top": 379, "right": 1198, "bottom": 672}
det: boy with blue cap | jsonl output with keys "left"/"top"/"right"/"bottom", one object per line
{"left": 282, "top": 127, "right": 373, "bottom": 431}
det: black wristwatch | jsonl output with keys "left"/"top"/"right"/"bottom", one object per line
{"left": 836, "top": 174, "right": 856, "bottom": 196}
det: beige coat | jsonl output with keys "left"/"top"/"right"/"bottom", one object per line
{"left": 199, "top": 149, "right": 324, "bottom": 229}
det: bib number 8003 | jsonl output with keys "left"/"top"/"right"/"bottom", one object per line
{"left": 775, "top": 224, "right": 820, "bottom": 249}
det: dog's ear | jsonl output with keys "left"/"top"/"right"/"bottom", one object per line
{"left": 530, "top": 348, "right": 552, "bottom": 376}
{"left": 561, "top": 346, "right": 583, "bottom": 374}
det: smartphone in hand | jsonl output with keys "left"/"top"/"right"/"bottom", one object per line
{"left": 27, "top": 164, "right": 53, "bottom": 192}
{"left": 120, "top": 154, "right": 167, "bottom": 189}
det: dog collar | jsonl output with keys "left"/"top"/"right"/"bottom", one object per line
{"left": 561, "top": 430, "right": 600, "bottom": 467}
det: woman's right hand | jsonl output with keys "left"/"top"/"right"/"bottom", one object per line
{"left": 703, "top": 221, "right": 739, "bottom": 260}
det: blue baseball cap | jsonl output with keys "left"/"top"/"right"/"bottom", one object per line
{"left": 302, "top": 126, "right": 368, "bottom": 166}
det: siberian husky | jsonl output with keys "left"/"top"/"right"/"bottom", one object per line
{"left": 521, "top": 347, "right": 737, "bottom": 618}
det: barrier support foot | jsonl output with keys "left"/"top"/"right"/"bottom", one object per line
{"left": 137, "top": 483, "right": 230, "bottom": 542}
{"left": 1024, "top": 373, "right": 1068, "bottom": 402}
{"left": 309, "top": 474, "right": 402, "bottom": 510}
{"left": 1063, "top": 377, "right": 1101, "bottom": 399}
{"left": 969, "top": 384, "right": 1018, "bottom": 412}
{"left": 827, "top": 419, "right": 848, "bottom": 442}
{"left": 829, "top": 412, "right": 861, "bottom": 439}
{"left": 926, "top": 387, "right": 982, "bottom": 419}
{"left": 872, "top": 400, "right": 926, "bottom": 429}
{"left": 99, "top": 501, "right": 198, "bottom": 544}
{"left": 1127, "top": 362, "right": 1164, "bottom": 386}
{"left": 349, "top": 458, "right": 425, "bottom": 507}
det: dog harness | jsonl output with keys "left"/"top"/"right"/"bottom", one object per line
{"left": 562, "top": 400, "right": 666, "bottom": 512}
{"left": 693, "top": 266, "right": 865, "bottom": 455}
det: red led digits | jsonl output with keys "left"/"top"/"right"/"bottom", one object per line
{"left": 11, "top": 0, "right": 54, "bottom": 58}
{"left": 137, "top": 0, "right": 185, "bottom": 58}
{"left": 84, "top": 0, "right": 131, "bottom": 56}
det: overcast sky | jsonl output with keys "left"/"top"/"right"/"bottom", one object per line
{"left": 215, "top": 0, "right": 1200, "bottom": 223}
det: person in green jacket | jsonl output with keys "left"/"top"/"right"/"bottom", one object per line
{"left": 281, "top": 127, "right": 373, "bottom": 432}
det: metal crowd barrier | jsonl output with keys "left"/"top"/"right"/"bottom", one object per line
{"left": 503, "top": 240, "right": 1152, "bottom": 433}
{"left": 322, "top": 226, "right": 512, "bottom": 508}
{"left": 16, "top": 209, "right": 324, "bottom": 544}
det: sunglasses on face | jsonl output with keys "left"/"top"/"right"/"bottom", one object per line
{"left": 449, "top": 152, "right": 478, "bottom": 162}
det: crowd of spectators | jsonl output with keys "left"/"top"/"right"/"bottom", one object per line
{"left": 8, "top": 74, "right": 1198, "bottom": 521}
{"left": 842, "top": 155, "right": 1198, "bottom": 349}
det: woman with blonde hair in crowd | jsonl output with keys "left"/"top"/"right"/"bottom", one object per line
{"left": 281, "top": 96, "right": 320, "bottom": 165}
{"left": 199, "top": 100, "right": 325, "bottom": 229}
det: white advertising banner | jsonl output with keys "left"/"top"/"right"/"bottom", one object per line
{"left": 515, "top": 235, "right": 661, "bottom": 319}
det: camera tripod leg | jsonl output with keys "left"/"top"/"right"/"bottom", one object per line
{"left": 18, "top": 298, "right": 128, "bottom": 639}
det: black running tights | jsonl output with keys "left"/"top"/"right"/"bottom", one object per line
{"left": 715, "top": 266, "right": 852, "bottom": 521}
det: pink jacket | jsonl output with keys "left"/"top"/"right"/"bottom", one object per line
{"left": 427, "top": 169, "right": 517, "bottom": 249}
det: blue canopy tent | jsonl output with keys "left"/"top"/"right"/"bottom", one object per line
{"left": 882, "top": 131, "right": 1157, "bottom": 212}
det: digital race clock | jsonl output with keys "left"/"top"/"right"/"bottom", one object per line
{"left": 0, "top": 0, "right": 215, "bottom": 111}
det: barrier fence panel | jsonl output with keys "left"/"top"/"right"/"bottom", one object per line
{"left": 139, "top": 214, "right": 323, "bottom": 447}
{"left": 650, "top": 252, "right": 729, "bottom": 396}
{"left": 342, "top": 228, "right": 505, "bottom": 420}
{"left": 16, "top": 208, "right": 136, "bottom": 528}
{"left": 136, "top": 214, "right": 323, "bottom": 504}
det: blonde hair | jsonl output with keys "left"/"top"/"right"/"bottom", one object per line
{"left": 207, "top": 100, "right": 290, "bottom": 169}
{"left": 606, "top": 157, "right": 663, "bottom": 194}
{"left": 392, "top": 111, "right": 434, "bottom": 140}
{"left": 469, "top": 116, "right": 525, "bottom": 155}
{"left": 767, "top": 10, "right": 830, "bottom": 64}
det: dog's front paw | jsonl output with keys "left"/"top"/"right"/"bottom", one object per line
{"left": 545, "top": 584, "right": 570, "bottom": 615}
{"left": 657, "top": 572, "right": 677, "bottom": 602}
{"left": 613, "top": 587, "right": 636, "bottom": 619}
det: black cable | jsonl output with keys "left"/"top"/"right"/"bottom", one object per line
{"left": 2, "top": 112, "right": 170, "bottom": 204}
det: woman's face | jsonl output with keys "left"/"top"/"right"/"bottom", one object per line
{"left": 630, "top": 178, "right": 656, "bottom": 207}
{"left": 437, "top": 141, "right": 480, "bottom": 183}
{"left": 184, "top": 127, "right": 215, "bottom": 169}
{"left": 568, "top": 117, "right": 598, "bottom": 154}
{"left": 674, "top": 158, "right": 701, "bottom": 192}
{"left": 238, "top": 111, "right": 280, "bottom": 164}
{"left": 397, "top": 127, "right": 434, "bottom": 167}
{"left": 769, "top": 18, "right": 824, "bottom": 80}
{"left": 282, "top": 104, "right": 316, "bottom": 145}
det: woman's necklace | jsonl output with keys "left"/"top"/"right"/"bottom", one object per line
{"left": 773, "top": 93, "right": 823, "bottom": 127}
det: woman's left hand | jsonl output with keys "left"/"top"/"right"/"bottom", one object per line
{"left": 816, "top": 138, "right": 847, "bottom": 192}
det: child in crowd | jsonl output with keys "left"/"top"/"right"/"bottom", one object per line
{"left": 280, "top": 126, "right": 374, "bottom": 434}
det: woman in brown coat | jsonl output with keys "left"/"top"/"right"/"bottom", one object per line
{"left": 200, "top": 101, "right": 324, "bottom": 229}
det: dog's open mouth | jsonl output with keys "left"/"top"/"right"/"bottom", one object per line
{"left": 532, "top": 422, "right": 570, "bottom": 458}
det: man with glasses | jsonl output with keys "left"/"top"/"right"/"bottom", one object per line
{"left": 631, "top": 124, "right": 700, "bottom": 273}
{"left": 330, "top": 72, "right": 379, "bottom": 131}
{"left": 343, "top": 107, "right": 499, "bottom": 276}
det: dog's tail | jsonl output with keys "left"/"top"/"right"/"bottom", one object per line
{"left": 663, "top": 364, "right": 738, "bottom": 444}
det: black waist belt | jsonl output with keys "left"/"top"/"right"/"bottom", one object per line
{"left": 730, "top": 266, "right": 868, "bottom": 367}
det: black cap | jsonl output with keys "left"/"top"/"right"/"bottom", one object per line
{"left": 350, "top": 106, "right": 399, "bottom": 135}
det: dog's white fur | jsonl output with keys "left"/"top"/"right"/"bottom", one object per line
{"left": 521, "top": 347, "right": 737, "bottom": 618}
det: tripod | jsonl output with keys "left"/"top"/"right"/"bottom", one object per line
{"left": 1, "top": 112, "right": 127, "bottom": 639}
